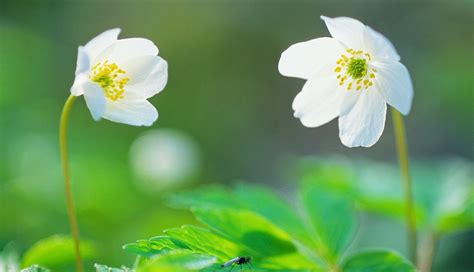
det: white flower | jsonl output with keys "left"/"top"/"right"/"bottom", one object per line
{"left": 279, "top": 16, "right": 413, "bottom": 147}
{"left": 70, "top": 28, "right": 168, "bottom": 126}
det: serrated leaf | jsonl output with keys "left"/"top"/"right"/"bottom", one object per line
{"left": 94, "top": 263, "right": 132, "bottom": 272}
{"left": 20, "top": 265, "right": 51, "bottom": 272}
{"left": 301, "top": 180, "right": 355, "bottom": 263}
{"left": 164, "top": 225, "right": 241, "bottom": 260}
{"left": 139, "top": 250, "right": 217, "bottom": 272}
{"left": 149, "top": 236, "right": 191, "bottom": 251}
{"left": 194, "top": 208, "right": 296, "bottom": 258}
{"left": 21, "top": 235, "right": 95, "bottom": 269}
{"left": 342, "top": 250, "right": 415, "bottom": 272}
{"left": 123, "top": 236, "right": 190, "bottom": 257}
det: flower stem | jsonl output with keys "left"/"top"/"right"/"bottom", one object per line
{"left": 391, "top": 108, "right": 417, "bottom": 264}
{"left": 59, "top": 95, "right": 83, "bottom": 272}
{"left": 418, "top": 232, "right": 438, "bottom": 272}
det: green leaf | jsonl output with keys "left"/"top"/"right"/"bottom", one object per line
{"left": 139, "top": 250, "right": 217, "bottom": 272}
{"left": 233, "top": 183, "right": 311, "bottom": 244}
{"left": 94, "top": 263, "right": 132, "bottom": 272}
{"left": 167, "top": 186, "right": 241, "bottom": 210}
{"left": 164, "top": 225, "right": 241, "bottom": 261}
{"left": 429, "top": 161, "right": 474, "bottom": 233}
{"left": 297, "top": 158, "right": 355, "bottom": 195}
{"left": 301, "top": 180, "right": 355, "bottom": 262}
{"left": 21, "top": 235, "right": 95, "bottom": 269}
{"left": 342, "top": 250, "right": 415, "bottom": 272}
{"left": 123, "top": 236, "right": 190, "bottom": 257}
{"left": 20, "top": 265, "right": 51, "bottom": 272}
{"left": 351, "top": 159, "right": 474, "bottom": 233}
{"left": 258, "top": 253, "right": 322, "bottom": 271}
{"left": 194, "top": 208, "right": 297, "bottom": 258}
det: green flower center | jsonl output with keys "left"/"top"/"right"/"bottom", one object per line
{"left": 347, "top": 58, "right": 368, "bottom": 79}
{"left": 334, "top": 48, "right": 377, "bottom": 91}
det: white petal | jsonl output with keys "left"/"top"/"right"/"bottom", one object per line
{"left": 83, "top": 28, "right": 121, "bottom": 62}
{"left": 71, "top": 47, "right": 91, "bottom": 96}
{"left": 70, "top": 72, "right": 89, "bottom": 96}
{"left": 75, "top": 46, "right": 90, "bottom": 75}
{"left": 371, "top": 60, "right": 413, "bottom": 115}
{"left": 321, "top": 16, "right": 365, "bottom": 49}
{"left": 95, "top": 38, "right": 159, "bottom": 64}
{"left": 121, "top": 56, "right": 168, "bottom": 99}
{"left": 338, "top": 90, "right": 387, "bottom": 147}
{"left": 102, "top": 99, "right": 158, "bottom": 126}
{"left": 340, "top": 89, "right": 360, "bottom": 116}
{"left": 292, "top": 67, "right": 343, "bottom": 127}
{"left": 364, "top": 26, "right": 400, "bottom": 61}
{"left": 278, "top": 37, "right": 345, "bottom": 79}
{"left": 82, "top": 81, "right": 106, "bottom": 121}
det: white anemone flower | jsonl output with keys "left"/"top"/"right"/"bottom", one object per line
{"left": 279, "top": 16, "right": 413, "bottom": 147}
{"left": 70, "top": 28, "right": 167, "bottom": 126}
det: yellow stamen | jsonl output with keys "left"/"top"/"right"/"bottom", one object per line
{"left": 90, "top": 60, "right": 129, "bottom": 101}
{"left": 333, "top": 48, "right": 376, "bottom": 92}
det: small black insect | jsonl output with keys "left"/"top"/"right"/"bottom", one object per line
{"left": 220, "top": 256, "right": 252, "bottom": 271}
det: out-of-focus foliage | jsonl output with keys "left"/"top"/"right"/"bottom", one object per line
{"left": 120, "top": 182, "right": 415, "bottom": 271}
{"left": 341, "top": 250, "right": 415, "bottom": 272}
{"left": 297, "top": 158, "right": 474, "bottom": 234}
{"left": 297, "top": 158, "right": 474, "bottom": 272}
{"left": 21, "top": 235, "right": 96, "bottom": 270}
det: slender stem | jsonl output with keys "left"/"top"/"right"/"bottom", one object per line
{"left": 59, "top": 95, "right": 83, "bottom": 272}
{"left": 418, "top": 232, "right": 438, "bottom": 272}
{"left": 391, "top": 108, "right": 417, "bottom": 264}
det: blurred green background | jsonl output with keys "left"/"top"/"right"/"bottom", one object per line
{"left": 0, "top": 0, "right": 472, "bottom": 271}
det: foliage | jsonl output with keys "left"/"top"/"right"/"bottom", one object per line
{"left": 297, "top": 158, "right": 474, "bottom": 235}
{"left": 14, "top": 158, "right": 472, "bottom": 270}
{"left": 20, "top": 265, "right": 51, "bottom": 272}
{"left": 95, "top": 263, "right": 133, "bottom": 272}
{"left": 21, "top": 235, "right": 96, "bottom": 270}
{"left": 120, "top": 180, "right": 415, "bottom": 271}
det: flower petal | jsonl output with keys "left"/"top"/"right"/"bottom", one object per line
{"left": 121, "top": 55, "right": 168, "bottom": 99}
{"left": 95, "top": 38, "right": 159, "bottom": 64}
{"left": 364, "top": 26, "right": 400, "bottom": 61}
{"left": 75, "top": 46, "right": 90, "bottom": 75}
{"left": 321, "top": 16, "right": 365, "bottom": 49}
{"left": 338, "top": 90, "right": 387, "bottom": 147}
{"left": 70, "top": 72, "right": 89, "bottom": 96}
{"left": 278, "top": 37, "right": 345, "bottom": 79}
{"left": 82, "top": 81, "right": 106, "bottom": 121}
{"left": 292, "top": 67, "right": 343, "bottom": 127}
{"left": 102, "top": 99, "right": 158, "bottom": 126}
{"left": 371, "top": 60, "right": 413, "bottom": 115}
{"left": 83, "top": 28, "right": 121, "bottom": 62}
